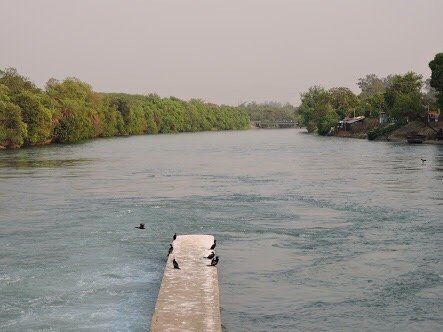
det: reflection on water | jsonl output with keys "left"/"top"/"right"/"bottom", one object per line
{"left": 0, "top": 156, "right": 92, "bottom": 169}
{"left": 0, "top": 157, "right": 93, "bottom": 169}
{"left": 0, "top": 130, "right": 442, "bottom": 331}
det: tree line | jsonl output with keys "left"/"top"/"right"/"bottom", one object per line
{"left": 237, "top": 101, "right": 299, "bottom": 123}
{"left": 298, "top": 53, "right": 443, "bottom": 135}
{"left": 0, "top": 68, "right": 251, "bottom": 149}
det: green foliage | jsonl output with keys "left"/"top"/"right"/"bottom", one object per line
{"left": 13, "top": 91, "right": 53, "bottom": 145}
{"left": 237, "top": 101, "right": 298, "bottom": 123}
{"left": 0, "top": 67, "right": 40, "bottom": 96}
{"left": 383, "top": 72, "right": 425, "bottom": 120}
{"left": 103, "top": 93, "right": 250, "bottom": 135}
{"left": 0, "top": 85, "right": 27, "bottom": 148}
{"left": 298, "top": 86, "right": 356, "bottom": 135}
{"left": 317, "top": 105, "right": 339, "bottom": 135}
{"left": 328, "top": 87, "right": 358, "bottom": 119}
{"left": 298, "top": 86, "right": 330, "bottom": 132}
{"left": 367, "top": 122, "right": 405, "bottom": 141}
{"left": 0, "top": 67, "right": 251, "bottom": 149}
{"left": 47, "top": 78, "right": 97, "bottom": 142}
{"left": 390, "top": 91, "right": 424, "bottom": 120}
{"left": 429, "top": 53, "right": 443, "bottom": 111}
{"left": 357, "top": 92, "right": 386, "bottom": 118}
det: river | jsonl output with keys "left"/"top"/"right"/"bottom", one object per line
{"left": 0, "top": 129, "right": 442, "bottom": 331}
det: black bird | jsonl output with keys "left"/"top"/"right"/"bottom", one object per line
{"left": 421, "top": 158, "right": 426, "bottom": 164}
{"left": 210, "top": 240, "right": 216, "bottom": 250}
{"left": 168, "top": 244, "right": 173, "bottom": 256}
{"left": 135, "top": 223, "right": 145, "bottom": 229}
{"left": 173, "top": 258, "right": 180, "bottom": 269}
{"left": 206, "top": 251, "right": 215, "bottom": 259}
{"left": 173, "top": 233, "right": 177, "bottom": 241}
{"left": 208, "top": 256, "right": 219, "bottom": 267}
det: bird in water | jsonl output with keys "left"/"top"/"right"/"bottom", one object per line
{"left": 421, "top": 158, "right": 426, "bottom": 164}
{"left": 168, "top": 244, "right": 173, "bottom": 256}
{"left": 206, "top": 251, "right": 215, "bottom": 259}
{"left": 208, "top": 256, "right": 219, "bottom": 267}
{"left": 173, "top": 258, "right": 180, "bottom": 269}
{"left": 210, "top": 240, "right": 216, "bottom": 250}
{"left": 173, "top": 233, "right": 177, "bottom": 241}
{"left": 135, "top": 223, "right": 145, "bottom": 229}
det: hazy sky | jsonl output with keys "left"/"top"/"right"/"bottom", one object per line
{"left": 1, "top": 0, "right": 442, "bottom": 105}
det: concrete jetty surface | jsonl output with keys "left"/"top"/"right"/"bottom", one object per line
{"left": 150, "top": 235, "right": 221, "bottom": 332}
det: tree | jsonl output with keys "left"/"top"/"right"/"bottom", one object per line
{"left": 384, "top": 72, "right": 425, "bottom": 120}
{"left": 298, "top": 86, "right": 330, "bottom": 132}
{"left": 390, "top": 91, "right": 424, "bottom": 120}
{"left": 14, "top": 91, "right": 53, "bottom": 145}
{"left": 0, "top": 68, "right": 40, "bottom": 96}
{"left": 298, "top": 86, "right": 342, "bottom": 134}
{"left": 357, "top": 74, "right": 392, "bottom": 97}
{"left": 317, "top": 104, "right": 338, "bottom": 135}
{"left": 429, "top": 53, "right": 443, "bottom": 111}
{"left": 0, "top": 85, "right": 27, "bottom": 148}
{"left": 358, "top": 92, "right": 386, "bottom": 118}
{"left": 328, "top": 87, "right": 358, "bottom": 119}
{"left": 46, "top": 78, "right": 97, "bottom": 142}
{"left": 0, "top": 68, "right": 251, "bottom": 148}
{"left": 238, "top": 101, "right": 298, "bottom": 123}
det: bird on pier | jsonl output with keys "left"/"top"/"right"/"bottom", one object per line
{"left": 208, "top": 256, "right": 219, "bottom": 267}
{"left": 135, "top": 223, "right": 145, "bottom": 229}
{"left": 173, "top": 233, "right": 177, "bottom": 241}
{"left": 206, "top": 251, "right": 215, "bottom": 259}
{"left": 173, "top": 258, "right": 180, "bottom": 269}
{"left": 168, "top": 244, "right": 173, "bottom": 256}
{"left": 421, "top": 158, "right": 426, "bottom": 164}
{"left": 210, "top": 240, "right": 216, "bottom": 250}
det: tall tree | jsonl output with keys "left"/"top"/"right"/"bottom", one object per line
{"left": 298, "top": 86, "right": 330, "bottom": 132}
{"left": 357, "top": 74, "right": 391, "bottom": 97}
{"left": 384, "top": 72, "right": 425, "bottom": 120}
{"left": 0, "top": 85, "right": 28, "bottom": 148}
{"left": 429, "top": 53, "right": 443, "bottom": 111}
{"left": 328, "top": 87, "right": 358, "bottom": 119}
{"left": 14, "top": 91, "right": 53, "bottom": 145}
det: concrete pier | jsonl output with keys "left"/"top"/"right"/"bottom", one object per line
{"left": 150, "top": 235, "right": 221, "bottom": 332}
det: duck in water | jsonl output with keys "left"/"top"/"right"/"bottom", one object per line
{"left": 135, "top": 223, "right": 145, "bottom": 229}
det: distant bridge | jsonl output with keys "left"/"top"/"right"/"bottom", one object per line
{"left": 252, "top": 120, "right": 298, "bottom": 129}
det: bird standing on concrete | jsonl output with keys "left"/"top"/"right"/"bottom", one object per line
{"left": 168, "top": 244, "right": 173, "bottom": 256}
{"left": 135, "top": 223, "right": 145, "bottom": 229}
{"left": 206, "top": 251, "right": 215, "bottom": 259}
{"left": 173, "top": 258, "right": 180, "bottom": 269}
{"left": 173, "top": 233, "right": 177, "bottom": 241}
{"left": 210, "top": 240, "right": 216, "bottom": 250}
{"left": 208, "top": 256, "right": 219, "bottom": 267}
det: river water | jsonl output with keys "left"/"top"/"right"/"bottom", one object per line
{"left": 0, "top": 129, "right": 442, "bottom": 331}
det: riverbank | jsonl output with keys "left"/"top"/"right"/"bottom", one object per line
{"left": 335, "top": 119, "right": 443, "bottom": 143}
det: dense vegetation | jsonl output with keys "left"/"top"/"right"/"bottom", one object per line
{"left": 0, "top": 68, "right": 250, "bottom": 149}
{"left": 429, "top": 53, "right": 443, "bottom": 112}
{"left": 237, "top": 102, "right": 298, "bottom": 123}
{"left": 367, "top": 121, "right": 406, "bottom": 141}
{"left": 298, "top": 53, "right": 441, "bottom": 136}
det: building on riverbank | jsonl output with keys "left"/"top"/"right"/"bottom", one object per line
{"left": 333, "top": 116, "right": 367, "bottom": 137}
